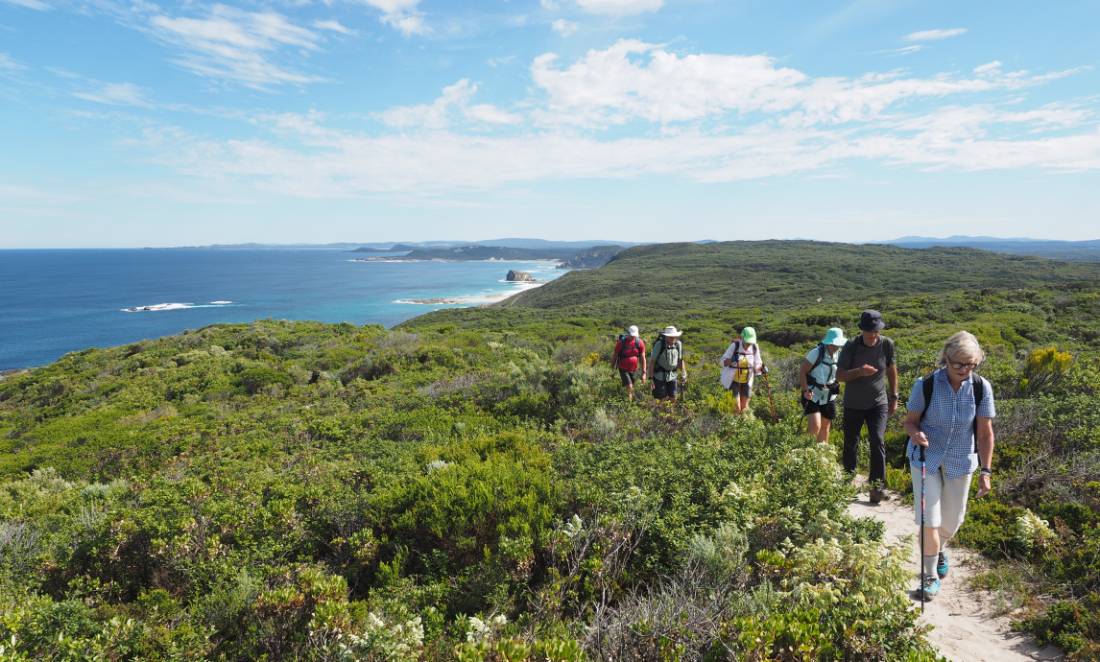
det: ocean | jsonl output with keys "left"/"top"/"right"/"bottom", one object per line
{"left": 0, "top": 249, "right": 565, "bottom": 370}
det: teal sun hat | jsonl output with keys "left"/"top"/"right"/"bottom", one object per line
{"left": 741, "top": 326, "right": 757, "bottom": 344}
{"left": 823, "top": 327, "right": 847, "bottom": 347}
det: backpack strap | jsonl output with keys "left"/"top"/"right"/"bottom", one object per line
{"left": 807, "top": 343, "right": 829, "bottom": 387}
{"left": 972, "top": 374, "right": 985, "bottom": 452}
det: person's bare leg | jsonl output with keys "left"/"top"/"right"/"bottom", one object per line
{"left": 817, "top": 418, "right": 832, "bottom": 444}
{"left": 807, "top": 412, "right": 821, "bottom": 438}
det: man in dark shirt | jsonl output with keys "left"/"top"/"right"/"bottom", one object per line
{"left": 837, "top": 310, "right": 899, "bottom": 503}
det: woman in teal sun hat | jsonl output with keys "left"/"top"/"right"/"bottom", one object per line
{"left": 720, "top": 326, "right": 765, "bottom": 415}
{"left": 799, "top": 327, "right": 847, "bottom": 443}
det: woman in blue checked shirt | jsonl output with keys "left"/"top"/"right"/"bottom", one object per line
{"left": 901, "top": 331, "right": 996, "bottom": 602}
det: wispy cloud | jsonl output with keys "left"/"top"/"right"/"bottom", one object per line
{"left": 148, "top": 5, "right": 324, "bottom": 88}
{"left": 376, "top": 79, "right": 521, "bottom": 129}
{"left": 72, "top": 81, "right": 152, "bottom": 107}
{"left": 0, "top": 52, "right": 26, "bottom": 71}
{"left": 357, "top": 0, "right": 427, "bottom": 36}
{"left": 876, "top": 45, "right": 923, "bottom": 57}
{"left": 551, "top": 19, "right": 578, "bottom": 37}
{"left": 0, "top": 0, "right": 50, "bottom": 10}
{"left": 313, "top": 19, "right": 355, "bottom": 36}
{"left": 904, "top": 27, "right": 967, "bottom": 42}
{"left": 127, "top": 41, "right": 1098, "bottom": 199}
{"left": 575, "top": 0, "right": 663, "bottom": 16}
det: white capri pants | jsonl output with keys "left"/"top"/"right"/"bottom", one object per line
{"left": 911, "top": 464, "right": 972, "bottom": 534}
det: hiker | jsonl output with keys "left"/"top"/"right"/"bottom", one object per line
{"left": 799, "top": 327, "right": 846, "bottom": 442}
{"left": 836, "top": 310, "right": 899, "bottom": 503}
{"left": 611, "top": 325, "right": 647, "bottom": 401}
{"left": 720, "top": 326, "right": 765, "bottom": 415}
{"left": 648, "top": 326, "right": 685, "bottom": 401}
{"left": 903, "top": 331, "right": 996, "bottom": 602}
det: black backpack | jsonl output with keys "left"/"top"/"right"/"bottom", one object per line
{"left": 806, "top": 343, "right": 833, "bottom": 388}
{"left": 920, "top": 372, "right": 986, "bottom": 451}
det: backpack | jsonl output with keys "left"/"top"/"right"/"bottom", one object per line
{"left": 615, "top": 335, "right": 641, "bottom": 367}
{"left": 653, "top": 335, "right": 680, "bottom": 374}
{"left": 806, "top": 343, "right": 837, "bottom": 388}
{"left": 920, "top": 372, "right": 986, "bottom": 452}
{"left": 730, "top": 340, "right": 756, "bottom": 384}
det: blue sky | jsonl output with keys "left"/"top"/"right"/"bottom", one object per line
{"left": 2, "top": 0, "right": 1098, "bottom": 248}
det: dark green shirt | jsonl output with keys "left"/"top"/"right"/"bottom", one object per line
{"left": 837, "top": 335, "right": 895, "bottom": 409}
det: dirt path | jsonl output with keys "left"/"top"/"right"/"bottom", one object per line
{"left": 847, "top": 493, "right": 1064, "bottom": 662}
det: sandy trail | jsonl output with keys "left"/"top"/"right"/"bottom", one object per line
{"left": 847, "top": 493, "right": 1064, "bottom": 662}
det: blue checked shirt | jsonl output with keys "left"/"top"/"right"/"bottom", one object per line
{"left": 905, "top": 369, "right": 996, "bottom": 479}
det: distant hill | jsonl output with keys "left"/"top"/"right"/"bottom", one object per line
{"left": 495, "top": 240, "right": 1100, "bottom": 315}
{"left": 885, "top": 236, "right": 1100, "bottom": 262}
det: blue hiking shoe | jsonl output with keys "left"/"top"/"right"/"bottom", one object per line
{"left": 919, "top": 576, "right": 941, "bottom": 602}
{"left": 937, "top": 551, "right": 949, "bottom": 579}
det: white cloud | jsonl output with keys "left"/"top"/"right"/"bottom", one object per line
{"left": 357, "top": 0, "right": 427, "bottom": 35}
{"left": 904, "top": 28, "right": 967, "bottom": 42}
{"left": 877, "top": 45, "right": 923, "bottom": 57}
{"left": 72, "top": 82, "right": 152, "bottom": 107}
{"left": 575, "top": 0, "right": 663, "bottom": 16}
{"left": 1, "top": 0, "right": 50, "bottom": 10}
{"left": 466, "top": 104, "right": 523, "bottom": 125}
{"left": 532, "top": 40, "right": 807, "bottom": 125}
{"left": 313, "top": 19, "right": 355, "bottom": 35}
{"left": 540, "top": 0, "right": 561, "bottom": 9}
{"left": 487, "top": 55, "right": 516, "bottom": 68}
{"left": 375, "top": 79, "right": 523, "bottom": 129}
{"left": 148, "top": 5, "right": 323, "bottom": 88}
{"left": 974, "top": 60, "right": 1002, "bottom": 76}
{"left": 127, "top": 42, "right": 1098, "bottom": 199}
{"left": 531, "top": 40, "right": 1081, "bottom": 128}
{"left": 551, "top": 19, "right": 578, "bottom": 37}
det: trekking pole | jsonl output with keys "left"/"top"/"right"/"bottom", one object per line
{"left": 760, "top": 369, "right": 777, "bottom": 421}
{"left": 919, "top": 444, "right": 926, "bottom": 613}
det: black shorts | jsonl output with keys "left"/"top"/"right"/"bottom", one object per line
{"left": 619, "top": 369, "right": 638, "bottom": 386}
{"left": 729, "top": 381, "right": 752, "bottom": 398}
{"left": 802, "top": 396, "right": 837, "bottom": 419}
{"left": 653, "top": 379, "right": 678, "bottom": 399}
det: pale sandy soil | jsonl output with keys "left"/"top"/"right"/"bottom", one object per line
{"left": 847, "top": 492, "right": 1065, "bottom": 662}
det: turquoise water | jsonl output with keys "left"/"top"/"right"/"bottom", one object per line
{"left": 0, "top": 249, "right": 564, "bottom": 369}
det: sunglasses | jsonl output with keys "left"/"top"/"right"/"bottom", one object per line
{"left": 948, "top": 361, "right": 978, "bottom": 371}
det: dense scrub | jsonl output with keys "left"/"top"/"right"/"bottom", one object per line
{"left": 2, "top": 241, "right": 1099, "bottom": 659}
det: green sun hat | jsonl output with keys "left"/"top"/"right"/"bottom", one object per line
{"left": 741, "top": 326, "right": 757, "bottom": 344}
{"left": 823, "top": 327, "right": 847, "bottom": 347}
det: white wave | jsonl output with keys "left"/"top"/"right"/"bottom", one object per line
{"left": 122, "top": 301, "right": 236, "bottom": 313}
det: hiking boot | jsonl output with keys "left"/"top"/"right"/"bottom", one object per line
{"left": 868, "top": 484, "right": 889, "bottom": 504}
{"left": 937, "top": 551, "right": 950, "bottom": 579}
{"left": 919, "top": 576, "right": 941, "bottom": 601}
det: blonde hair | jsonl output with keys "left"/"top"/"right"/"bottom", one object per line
{"left": 937, "top": 331, "right": 985, "bottom": 368}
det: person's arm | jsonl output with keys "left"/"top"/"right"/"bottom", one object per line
{"left": 639, "top": 341, "right": 647, "bottom": 382}
{"left": 611, "top": 340, "right": 621, "bottom": 369}
{"left": 720, "top": 342, "right": 735, "bottom": 367}
{"left": 902, "top": 410, "right": 929, "bottom": 448}
{"left": 799, "top": 358, "right": 813, "bottom": 401}
{"left": 677, "top": 343, "right": 686, "bottom": 382}
{"left": 975, "top": 417, "right": 995, "bottom": 497}
{"left": 901, "top": 380, "right": 928, "bottom": 448}
{"left": 754, "top": 347, "right": 764, "bottom": 374}
{"left": 887, "top": 363, "right": 900, "bottom": 415}
{"left": 835, "top": 342, "right": 860, "bottom": 382}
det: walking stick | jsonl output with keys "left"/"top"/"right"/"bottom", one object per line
{"left": 760, "top": 369, "right": 777, "bottom": 421}
{"left": 919, "top": 444, "right": 927, "bottom": 612}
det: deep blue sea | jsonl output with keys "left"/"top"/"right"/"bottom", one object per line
{"left": 0, "top": 249, "right": 565, "bottom": 370}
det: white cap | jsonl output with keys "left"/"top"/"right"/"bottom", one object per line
{"left": 627, "top": 325, "right": 639, "bottom": 337}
